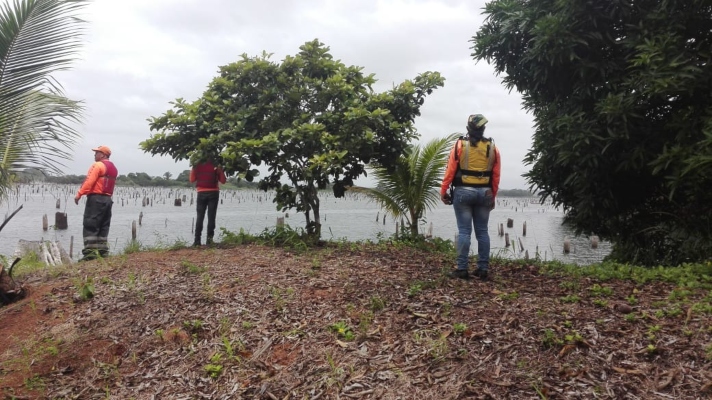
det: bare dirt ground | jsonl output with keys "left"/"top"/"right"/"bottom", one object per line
{"left": 1, "top": 243, "right": 711, "bottom": 399}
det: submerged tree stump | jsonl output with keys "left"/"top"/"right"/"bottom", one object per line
{"left": 55, "top": 212, "right": 68, "bottom": 230}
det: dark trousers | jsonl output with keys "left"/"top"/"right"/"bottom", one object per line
{"left": 82, "top": 194, "right": 113, "bottom": 259}
{"left": 195, "top": 190, "right": 219, "bottom": 244}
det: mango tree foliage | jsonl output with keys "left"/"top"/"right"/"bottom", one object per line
{"left": 142, "top": 40, "right": 444, "bottom": 239}
{"left": 471, "top": 0, "right": 712, "bottom": 266}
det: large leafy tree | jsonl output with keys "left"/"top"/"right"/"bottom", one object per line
{"left": 471, "top": 0, "right": 712, "bottom": 266}
{"left": 0, "top": 0, "right": 85, "bottom": 201}
{"left": 350, "top": 133, "right": 458, "bottom": 236}
{"left": 141, "top": 39, "right": 444, "bottom": 239}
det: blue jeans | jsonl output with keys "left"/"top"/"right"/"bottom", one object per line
{"left": 452, "top": 187, "right": 492, "bottom": 271}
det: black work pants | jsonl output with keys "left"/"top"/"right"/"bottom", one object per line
{"left": 195, "top": 190, "right": 219, "bottom": 244}
{"left": 82, "top": 194, "right": 113, "bottom": 259}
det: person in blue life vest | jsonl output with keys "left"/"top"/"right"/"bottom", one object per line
{"left": 74, "top": 146, "right": 118, "bottom": 261}
{"left": 190, "top": 160, "right": 227, "bottom": 246}
{"left": 441, "top": 114, "right": 501, "bottom": 281}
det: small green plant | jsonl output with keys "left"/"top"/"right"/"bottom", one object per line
{"left": 181, "top": 260, "right": 205, "bottom": 274}
{"left": 453, "top": 323, "right": 467, "bottom": 335}
{"left": 666, "top": 306, "right": 683, "bottom": 317}
{"left": 624, "top": 313, "right": 637, "bottom": 322}
{"left": 626, "top": 294, "right": 638, "bottom": 305}
{"left": 358, "top": 311, "right": 374, "bottom": 336}
{"left": 222, "top": 336, "right": 243, "bottom": 360}
{"left": 559, "top": 280, "right": 579, "bottom": 291}
{"left": 426, "top": 335, "right": 449, "bottom": 362}
{"left": 592, "top": 299, "right": 608, "bottom": 308}
{"left": 407, "top": 283, "right": 423, "bottom": 297}
{"left": 669, "top": 288, "right": 693, "bottom": 301}
{"left": 705, "top": 343, "right": 712, "bottom": 360}
{"left": 560, "top": 294, "right": 580, "bottom": 304}
{"left": 183, "top": 319, "right": 204, "bottom": 334}
{"left": 498, "top": 291, "right": 520, "bottom": 301}
{"left": 325, "top": 351, "right": 344, "bottom": 378}
{"left": 369, "top": 296, "right": 386, "bottom": 312}
{"left": 241, "top": 321, "right": 254, "bottom": 329}
{"left": 24, "top": 375, "right": 45, "bottom": 390}
{"left": 122, "top": 240, "right": 142, "bottom": 254}
{"left": 204, "top": 353, "right": 223, "bottom": 378}
{"left": 564, "top": 331, "right": 584, "bottom": 345}
{"left": 44, "top": 345, "right": 59, "bottom": 356}
{"left": 441, "top": 302, "right": 453, "bottom": 317}
{"left": 329, "top": 321, "right": 355, "bottom": 341}
{"left": 155, "top": 329, "right": 165, "bottom": 340}
{"left": 589, "top": 284, "right": 613, "bottom": 297}
{"left": 204, "top": 363, "right": 223, "bottom": 379}
{"left": 76, "top": 276, "right": 95, "bottom": 301}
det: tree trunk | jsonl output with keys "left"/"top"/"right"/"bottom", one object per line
{"left": 304, "top": 184, "right": 321, "bottom": 240}
{"left": 409, "top": 210, "right": 419, "bottom": 236}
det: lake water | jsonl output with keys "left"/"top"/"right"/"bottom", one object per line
{"left": 0, "top": 184, "right": 611, "bottom": 265}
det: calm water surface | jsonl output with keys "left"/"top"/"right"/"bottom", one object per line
{"left": 0, "top": 184, "right": 611, "bottom": 265}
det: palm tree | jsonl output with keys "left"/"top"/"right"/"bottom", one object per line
{"left": 0, "top": 0, "right": 87, "bottom": 200}
{"left": 350, "top": 133, "right": 459, "bottom": 236}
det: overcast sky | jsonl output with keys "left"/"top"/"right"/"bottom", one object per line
{"left": 50, "top": 0, "right": 534, "bottom": 189}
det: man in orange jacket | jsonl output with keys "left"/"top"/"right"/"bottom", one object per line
{"left": 441, "top": 114, "right": 501, "bottom": 281}
{"left": 74, "top": 146, "right": 118, "bottom": 261}
{"left": 190, "top": 160, "right": 227, "bottom": 246}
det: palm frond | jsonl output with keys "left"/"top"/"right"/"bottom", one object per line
{"left": 0, "top": 0, "right": 87, "bottom": 199}
{"left": 350, "top": 133, "right": 458, "bottom": 235}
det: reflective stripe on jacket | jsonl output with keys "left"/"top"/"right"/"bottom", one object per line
{"left": 457, "top": 139, "right": 497, "bottom": 187}
{"left": 441, "top": 137, "right": 501, "bottom": 197}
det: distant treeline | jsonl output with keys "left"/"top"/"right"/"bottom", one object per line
{"left": 497, "top": 189, "right": 536, "bottom": 197}
{"left": 14, "top": 169, "right": 258, "bottom": 189}
{"left": 15, "top": 168, "right": 533, "bottom": 194}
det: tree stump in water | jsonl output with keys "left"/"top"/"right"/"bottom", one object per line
{"left": 55, "top": 212, "right": 68, "bottom": 230}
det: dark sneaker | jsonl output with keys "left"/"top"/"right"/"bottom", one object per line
{"left": 472, "top": 269, "right": 489, "bottom": 281}
{"left": 448, "top": 269, "right": 470, "bottom": 280}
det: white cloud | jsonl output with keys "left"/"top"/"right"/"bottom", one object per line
{"left": 48, "top": 0, "right": 534, "bottom": 189}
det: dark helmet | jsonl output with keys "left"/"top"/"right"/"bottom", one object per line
{"left": 467, "top": 114, "right": 488, "bottom": 133}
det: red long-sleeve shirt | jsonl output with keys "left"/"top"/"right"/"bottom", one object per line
{"left": 189, "top": 162, "right": 227, "bottom": 192}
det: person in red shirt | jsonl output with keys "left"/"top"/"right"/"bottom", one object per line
{"left": 440, "top": 114, "right": 501, "bottom": 281}
{"left": 190, "top": 160, "right": 227, "bottom": 246}
{"left": 74, "top": 146, "right": 118, "bottom": 261}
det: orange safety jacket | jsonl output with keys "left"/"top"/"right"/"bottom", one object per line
{"left": 77, "top": 160, "right": 118, "bottom": 197}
